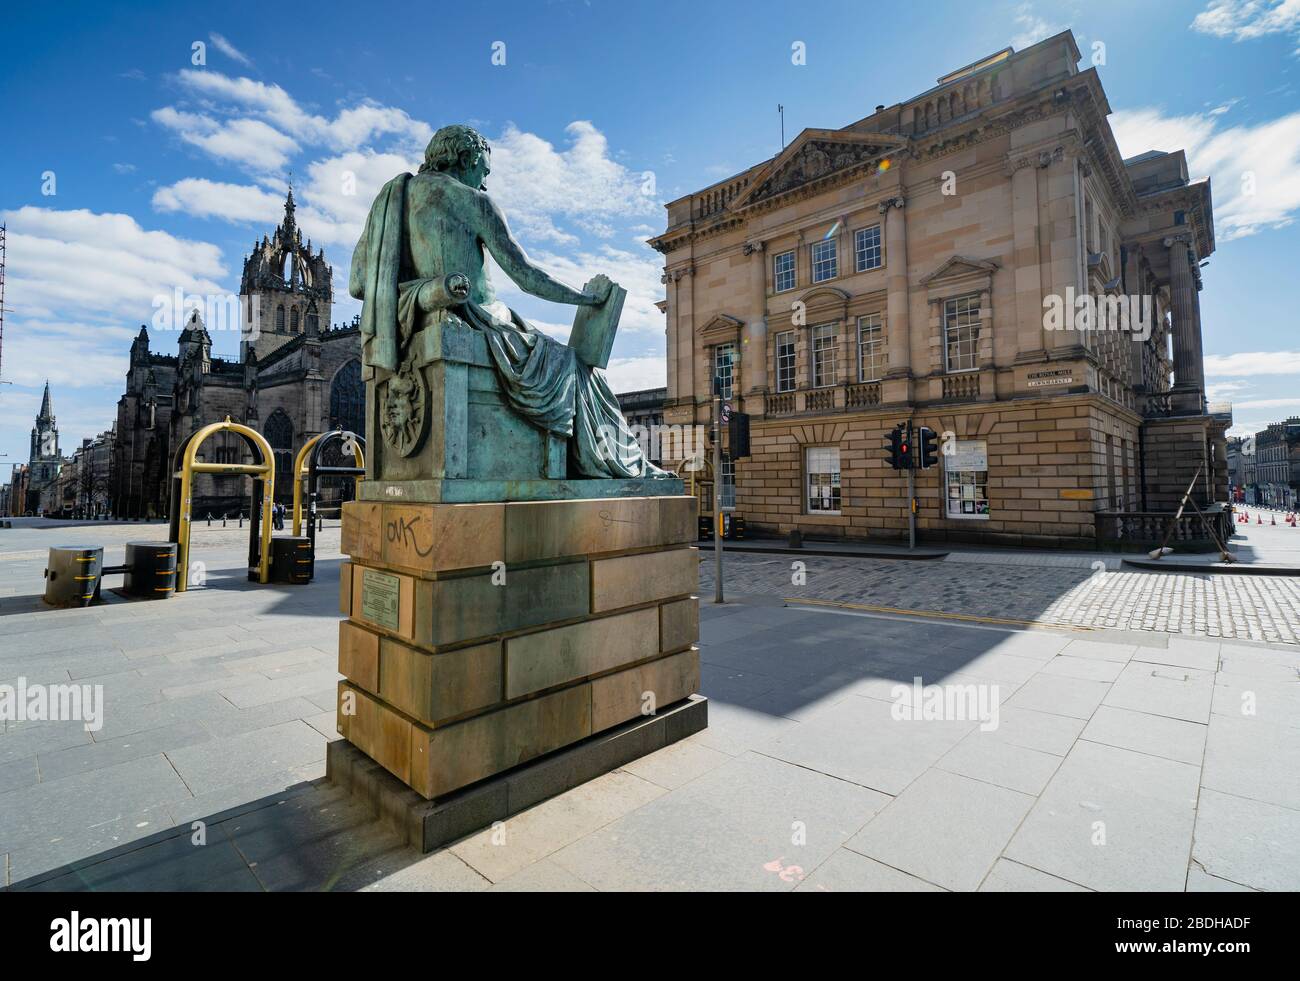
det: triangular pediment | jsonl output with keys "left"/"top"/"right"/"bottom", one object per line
{"left": 732, "top": 129, "right": 909, "bottom": 209}
{"left": 920, "top": 255, "right": 1000, "bottom": 285}
{"left": 698, "top": 313, "right": 745, "bottom": 336}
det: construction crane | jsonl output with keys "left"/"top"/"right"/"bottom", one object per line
{"left": 0, "top": 223, "right": 7, "bottom": 386}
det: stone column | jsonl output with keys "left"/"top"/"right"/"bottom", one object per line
{"left": 1165, "top": 234, "right": 1204, "bottom": 413}
{"left": 741, "top": 241, "right": 768, "bottom": 412}
{"left": 880, "top": 196, "right": 911, "bottom": 404}
{"left": 661, "top": 271, "right": 677, "bottom": 402}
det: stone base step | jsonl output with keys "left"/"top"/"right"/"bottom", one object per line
{"left": 326, "top": 694, "right": 708, "bottom": 854}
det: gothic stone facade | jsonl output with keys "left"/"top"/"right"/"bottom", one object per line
{"left": 651, "top": 30, "right": 1227, "bottom": 548}
{"left": 113, "top": 192, "right": 364, "bottom": 518}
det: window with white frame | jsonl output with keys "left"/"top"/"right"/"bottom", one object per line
{"left": 720, "top": 453, "right": 736, "bottom": 509}
{"left": 944, "top": 295, "right": 980, "bottom": 372}
{"left": 775, "top": 330, "right": 796, "bottom": 393}
{"left": 944, "top": 439, "right": 989, "bottom": 519}
{"left": 857, "top": 314, "right": 884, "bottom": 382}
{"left": 806, "top": 446, "right": 841, "bottom": 514}
{"left": 811, "top": 323, "right": 837, "bottom": 388}
{"left": 773, "top": 250, "right": 796, "bottom": 293}
{"left": 712, "top": 342, "right": 737, "bottom": 399}
{"left": 811, "top": 239, "right": 838, "bottom": 283}
{"left": 855, "top": 225, "right": 882, "bottom": 272}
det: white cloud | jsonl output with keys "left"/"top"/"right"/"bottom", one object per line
{"left": 489, "top": 121, "right": 659, "bottom": 246}
{"left": 152, "top": 178, "right": 285, "bottom": 224}
{"left": 521, "top": 245, "right": 666, "bottom": 335}
{"left": 1010, "top": 4, "right": 1059, "bottom": 50}
{"left": 152, "top": 107, "right": 299, "bottom": 173}
{"left": 1205, "top": 350, "right": 1300, "bottom": 375}
{"left": 2, "top": 206, "right": 227, "bottom": 318}
{"left": 1110, "top": 107, "right": 1300, "bottom": 239}
{"left": 1234, "top": 396, "right": 1300, "bottom": 409}
{"left": 601, "top": 356, "right": 667, "bottom": 394}
{"left": 1192, "top": 0, "right": 1300, "bottom": 52}
{"left": 209, "top": 32, "right": 253, "bottom": 68}
{"left": 170, "top": 70, "right": 431, "bottom": 151}
{"left": 0, "top": 206, "right": 228, "bottom": 396}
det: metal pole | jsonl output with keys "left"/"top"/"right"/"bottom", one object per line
{"left": 713, "top": 388, "right": 723, "bottom": 604}
{"left": 907, "top": 418, "right": 916, "bottom": 550}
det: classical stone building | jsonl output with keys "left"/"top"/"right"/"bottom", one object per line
{"left": 1254, "top": 419, "right": 1300, "bottom": 508}
{"left": 112, "top": 191, "right": 363, "bottom": 518}
{"left": 650, "top": 30, "right": 1228, "bottom": 548}
{"left": 615, "top": 387, "right": 667, "bottom": 466}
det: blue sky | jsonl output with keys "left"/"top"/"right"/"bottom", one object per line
{"left": 2, "top": 0, "right": 1299, "bottom": 469}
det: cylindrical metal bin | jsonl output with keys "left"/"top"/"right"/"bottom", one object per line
{"left": 44, "top": 545, "right": 103, "bottom": 607}
{"left": 123, "top": 541, "right": 178, "bottom": 600}
{"left": 270, "top": 536, "right": 313, "bottom": 584}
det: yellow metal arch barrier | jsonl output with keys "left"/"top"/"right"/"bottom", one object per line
{"left": 173, "top": 419, "right": 275, "bottom": 592}
{"left": 292, "top": 431, "right": 365, "bottom": 536}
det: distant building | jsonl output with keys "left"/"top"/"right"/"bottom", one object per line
{"left": 112, "top": 189, "right": 363, "bottom": 518}
{"left": 23, "top": 382, "right": 62, "bottom": 513}
{"left": 40, "top": 428, "right": 116, "bottom": 518}
{"left": 1255, "top": 419, "right": 1300, "bottom": 508}
{"left": 615, "top": 387, "right": 667, "bottom": 466}
{"left": 651, "top": 30, "right": 1227, "bottom": 547}
{"left": 1226, "top": 434, "right": 1255, "bottom": 503}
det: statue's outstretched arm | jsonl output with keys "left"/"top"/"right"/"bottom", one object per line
{"left": 478, "top": 195, "right": 601, "bottom": 306}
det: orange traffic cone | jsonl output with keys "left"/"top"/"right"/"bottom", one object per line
{"left": 1258, "top": 515, "right": 1263, "bottom": 524}
{"left": 1272, "top": 515, "right": 1277, "bottom": 525}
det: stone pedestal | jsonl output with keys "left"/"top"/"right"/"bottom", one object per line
{"left": 1140, "top": 414, "right": 1230, "bottom": 511}
{"left": 336, "top": 494, "right": 701, "bottom": 800}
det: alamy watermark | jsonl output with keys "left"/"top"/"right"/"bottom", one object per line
{"left": 1043, "top": 288, "right": 1155, "bottom": 342}
{"left": 891, "top": 677, "right": 1000, "bottom": 732}
{"left": 0, "top": 678, "right": 104, "bottom": 732}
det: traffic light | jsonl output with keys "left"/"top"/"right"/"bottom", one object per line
{"left": 916, "top": 426, "right": 939, "bottom": 469}
{"left": 884, "top": 424, "right": 911, "bottom": 470}
{"left": 728, "top": 411, "right": 751, "bottom": 458}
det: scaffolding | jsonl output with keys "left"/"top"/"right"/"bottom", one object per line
{"left": 0, "top": 223, "right": 6, "bottom": 384}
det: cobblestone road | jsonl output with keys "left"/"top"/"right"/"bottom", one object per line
{"left": 700, "top": 552, "right": 1300, "bottom": 645}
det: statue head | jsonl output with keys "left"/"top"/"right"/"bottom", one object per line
{"left": 420, "top": 125, "right": 491, "bottom": 190}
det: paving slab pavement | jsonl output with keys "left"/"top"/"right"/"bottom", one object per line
{"left": 2, "top": 519, "right": 1297, "bottom": 892}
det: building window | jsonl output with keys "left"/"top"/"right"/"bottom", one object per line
{"left": 713, "top": 342, "right": 737, "bottom": 399}
{"left": 811, "top": 239, "right": 838, "bottom": 283}
{"left": 275, "top": 305, "right": 286, "bottom": 332}
{"left": 290, "top": 307, "right": 300, "bottom": 332}
{"left": 857, "top": 314, "right": 884, "bottom": 382}
{"left": 806, "top": 446, "right": 841, "bottom": 515}
{"left": 855, "top": 225, "right": 882, "bottom": 272}
{"left": 329, "top": 359, "right": 364, "bottom": 435}
{"left": 720, "top": 453, "right": 736, "bottom": 509}
{"left": 944, "top": 295, "right": 980, "bottom": 372}
{"left": 773, "top": 250, "right": 796, "bottom": 293}
{"left": 945, "top": 439, "right": 989, "bottom": 519}
{"left": 775, "top": 330, "right": 796, "bottom": 393}
{"left": 811, "top": 323, "right": 837, "bottom": 388}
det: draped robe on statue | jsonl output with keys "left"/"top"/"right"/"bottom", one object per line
{"left": 353, "top": 173, "right": 667, "bottom": 480}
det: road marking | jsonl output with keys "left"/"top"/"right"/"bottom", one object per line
{"left": 785, "top": 596, "right": 1100, "bottom": 633}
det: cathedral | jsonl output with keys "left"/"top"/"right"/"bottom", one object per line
{"left": 112, "top": 189, "right": 364, "bottom": 518}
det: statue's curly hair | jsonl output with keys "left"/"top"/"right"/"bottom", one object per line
{"left": 420, "top": 125, "right": 491, "bottom": 175}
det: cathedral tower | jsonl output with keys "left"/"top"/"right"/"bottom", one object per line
{"left": 239, "top": 187, "right": 333, "bottom": 362}
{"left": 29, "top": 381, "right": 60, "bottom": 488}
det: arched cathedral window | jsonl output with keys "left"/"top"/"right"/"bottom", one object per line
{"left": 264, "top": 408, "right": 295, "bottom": 491}
{"left": 291, "top": 307, "right": 300, "bottom": 332}
{"left": 329, "top": 359, "right": 364, "bottom": 436}
{"left": 276, "top": 305, "right": 286, "bottom": 332}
